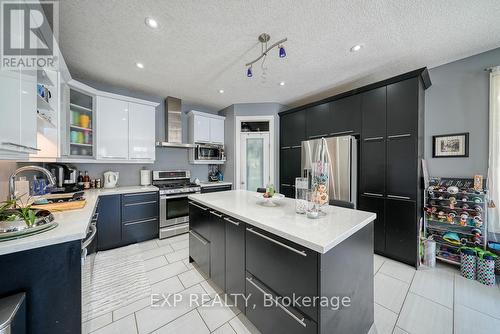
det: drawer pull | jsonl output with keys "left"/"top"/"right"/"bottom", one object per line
{"left": 91, "top": 212, "right": 99, "bottom": 222}
{"left": 210, "top": 211, "right": 223, "bottom": 218}
{"left": 124, "top": 200, "right": 157, "bottom": 207}
{"left": 329, "top": 130, "right": 354, "bottom": 136}
{"left": 246, "top": 277, "right": 307, "bottom": 328}
{"left": 224, "top": 217, "right": 240, "bottom": 226}
{"left": 308, "top": 134, "right": 328, "bottom": 139}
{"left": 363, "top": 192, "right": 384, "bottom": 197}
{"left": 387, "top": 195, "right": 411, "bottom": 200}
{"left": 123, "top": 218, "right": 157, "bottom": 226}
{"left": 363, "top": 136, "right": 384, "bottom": 142}
{"left": 246, "top": 228, "right": 307, "bottom": 257}
{"left": 387, "top": 134, "right": 411, "bottom": 139}
{"left": 189, "top": 202, "right": 207, "bottom": 211}
{"left": 123, "top": 192, "right": 158, "bottom": 197}
{"left": 189, "top": 230, "right": 208, "bottom": 245}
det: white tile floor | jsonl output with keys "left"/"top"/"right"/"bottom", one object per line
{"left": 83, "top": 235, "right": 500, "bottom": 334}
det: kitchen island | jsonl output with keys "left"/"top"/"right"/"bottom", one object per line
{"left": 188, "top": 190, "right": 376, "bottom": 334}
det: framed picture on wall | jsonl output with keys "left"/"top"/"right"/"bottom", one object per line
{"left": 432, "top": 133, "right": 469, "bottom": 158}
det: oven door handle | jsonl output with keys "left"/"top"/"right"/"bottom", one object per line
{"left": 160, "top": 193, "right": 198, "bottom": 200}
{"left": 82, "top": 223, "right": 97, "bottom": 250}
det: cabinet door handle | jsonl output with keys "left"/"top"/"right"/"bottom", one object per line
{"left": 246, "top": 228, "right": 307, "bottom": 257}
{"left": 387, "top": 134, "right": 411, "bottom": 139}
{"left": 291, "top": 145, "right": 302, "bottom": 149}
{"left": 281, "top": 146, "right": 291, "bottom": 149}
{"left": 387, "top": 194, "right": 411, "bottom": 200}
{"left": 281, "top": 184, "right": 291, "bottom": 187}
{"left": 123, "top": 192, "right": 158, "bottom": 197}
{"left": 246, "top": 277, "right": 307, "bottom": 328}
{"left": 124, "top": 200, "right": 157, "bottom": 207}
{"left": 224, "top": 217, "right": 240, "bottom": 226}
{"left": 329, "top": 130, "right": 354, "bottom": 136}
{"left": 363, "top": 192, "right": 384, "bottom": 197}
{"left": 210, "top": 211, "right": 223, "bottom": 218}
{"left": 1, "top": 142, "right": 40, "bottom": 151}
{"left": 91, "top": 212, "right": 99, "bottom": 222}
{"left": 189, "top": 230, "right": 208, "bottom": 245}
{"left": 189, "top": 201, "right": 207, "bottom": 211}
{"left": 363, "top": 136, "right": 384, "bottom": 142}
{"left": 308, "top": 134, "right": 328, "bottom": 139}
{"left": 123, "top": 218, "right": 157, "bottom": 226}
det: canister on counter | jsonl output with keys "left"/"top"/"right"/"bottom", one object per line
{"left": 95, "top": 178, "right": 102, "bottom": 189}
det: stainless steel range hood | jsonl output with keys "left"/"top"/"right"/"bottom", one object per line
{"left": 156, "top": 97, "right": 196, "bottom": 148}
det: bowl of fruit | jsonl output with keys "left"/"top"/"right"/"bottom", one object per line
{"left": 255, "top": 190, "right": 285, "bottom": 206}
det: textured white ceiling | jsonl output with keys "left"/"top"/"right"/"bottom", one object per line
{"left": 59, "top": 0, "right": 500, "bottom": 110}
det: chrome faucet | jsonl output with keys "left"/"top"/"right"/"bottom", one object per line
{"left": 9, "top": 166, "right": 57, "bottom": 200}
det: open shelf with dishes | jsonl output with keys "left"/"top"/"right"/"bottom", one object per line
{"left": 68, "top": 89, "right": 95, "bottom": 158}
{"left": 423, "top": 177, "right": 488, "bottom": 266}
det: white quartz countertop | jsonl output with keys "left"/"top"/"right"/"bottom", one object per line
{"left": 189, "top": 190, "right": 376, "bottom": 254}
{"left": 0, "top": 186, "right": 158, "bottom": 256}
{"left": 199, "top": 181, "right": 233, "bottom": 188}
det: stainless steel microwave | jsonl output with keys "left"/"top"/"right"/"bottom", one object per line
{"left": 194, "top": 144, "right": 225, "bottom": 161}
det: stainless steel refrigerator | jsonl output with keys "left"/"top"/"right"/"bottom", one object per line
{"left": 301, "top": 135, "right": 357, "bottom": 208}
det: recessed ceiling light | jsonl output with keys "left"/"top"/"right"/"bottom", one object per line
{"left": 218, "top": 89, "right": 224, "bottom": 94}
{"left": 350, "top": 44, "right": 363, "bottom": 52}
{"left": 145, "top": 17, "right": 158, "bottom": 29}
{"left": 136, "top": 62, "right": 144, "bottom": 69}
{"left": 279, "top": 81, "right": 285, "bottom": 86}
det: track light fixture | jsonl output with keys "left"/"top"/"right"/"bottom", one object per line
{"left": 245, "top": 33, "right": 287, "bottom": 78}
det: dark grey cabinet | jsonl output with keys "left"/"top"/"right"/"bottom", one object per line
{"left": 97, "top": 195, "right": 122, "bottom": 251}
{"left": 360, "top": 138, "right": 385, "bottom": 196}
{"left": 305, "top": 103, "right": 331, "bottom": 139}
{"left": 280, "top": 111, "right": 306, "bottom": 147}
{"left": 201, "top": 184, "right": 232, "bottom": 193}
{"left": 209, "top": 210, "right": 226, "bottom": 290}
{"left": 189, "top": 201, "right": 211, "bottom": 241}
{"left": 330, "top": 94, "right": 361, "bottom": 135}
{"left": 385, "top": 199, "right": 418, "bottom": 265}
{"left": 280, "top": 147, "right": 301, "bottom": 198}
{"left": 189, "top": 230, "right": 210, "bottom": 276}
{"left": 361, "top": 86, "right": 386, "bottom": 138}
{"left": 246, "top": 226, "right": 318, "bottom": 321}
{"left": 387, "top": 78, "right": 418, "bottom": 137}
{"left": 224, "top": 216, "right": 246, "bottom": 312}
{"left": 359, "top": 195, "right": 385, "bottom": 253}
{"left": 386, "top": 135, "right": 417, "bottom": 200}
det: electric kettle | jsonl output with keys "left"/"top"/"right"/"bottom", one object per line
{"left": 103, "top": 171, "right": 119, "bottom": 189}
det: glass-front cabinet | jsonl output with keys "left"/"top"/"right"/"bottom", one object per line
{"left": 66, "top": 87, "right": 95, "bottom": 158}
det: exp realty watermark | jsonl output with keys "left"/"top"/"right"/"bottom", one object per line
{"left": 151, "top": 292, "right": 351, "bottom": 311}
{"left": 1, "top": 0, "right": 59, "bottom": 69}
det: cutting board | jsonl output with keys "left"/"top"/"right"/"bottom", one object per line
{"left": 32, "top": 199, "right": 87, "bottom": 212}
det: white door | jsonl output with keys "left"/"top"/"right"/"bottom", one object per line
{"left": 193, "top": 115, "right": 210, "bottom": 143}
{"left": 129, "top": 102, "right": 155, "bottom": 160}
{"left": 209, "top": 118, "right": 225, "bottom": 144}
{"left": 97, "top": 96, "right": 129, "bottom": 159}
{"left": 240, "top": 132, "right": 270, "bottom": 191}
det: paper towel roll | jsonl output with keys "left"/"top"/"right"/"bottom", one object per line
{"left": 140, "top": 170, "right": 151, "bottom": 186}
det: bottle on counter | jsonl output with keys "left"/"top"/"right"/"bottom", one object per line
{"left": 77, "top": 171, "right": 84, "bottom": 186}
{"left": 83, "top": 171, "right": 91, "bottom": 190}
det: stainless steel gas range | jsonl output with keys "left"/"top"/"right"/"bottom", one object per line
{"left": 153, "top": 170, "right": 201, "bottom": 239}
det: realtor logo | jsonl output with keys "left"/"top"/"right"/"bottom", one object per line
{"left": 1, "top": 0, "right": 58, "bottom": 69}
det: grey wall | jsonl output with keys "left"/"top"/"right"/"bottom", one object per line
{"left": 425, "top": 47, "right": 500, "bottom": 178}
{"left": 219, "top": 103, "right": 287, "bottom": 188}
{"left": 58, "top": 78, "right": 219, "bottom": 186}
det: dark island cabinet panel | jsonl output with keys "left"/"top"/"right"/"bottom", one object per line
{"left": 305, "top": 103, "right": 331, "bottom": 139}
{"left": 246, "top": 274, "right": 318, "bottom": 334}
{"left": 189, "top": 201, "right": 211, "bottom": 241}
{"left": 96, "top": 195, "right": 122, "bottom": 251}
{"left": 358, "top": 195, "right": 386, "bottom": 253}
{"left": 360, "top": 138, "right": 385, "bottom": 196}
{"left": 225, "top": 216, "right": 246, "bottom": 312}
{"left": 386, "top": 136, "right": 417, "bottom": 200}
{"left": 246, "top": 226, "right": 318, "bottom": 322}
{"left": 189, "top": 230, "right": 210, "bottom": 276}
{"left": 387, "top": 78, "right": 419, "bottom": 137}
{"left": 280, "top": 147, "right": 302, "bottom": 187}
{"left": 280, "top": 110, "right": 306, "bottom": 147}
{"left": 361, "top": 86, "right": 386, "bottom": 138}
{"left": 209, "top": 210, "right": 226, "bottom": 290}
{"left": 330, "top": 94, "right": 361, "bottom": 135}
{"left": 385, "top": 199, "right": 418, "bottom": 266}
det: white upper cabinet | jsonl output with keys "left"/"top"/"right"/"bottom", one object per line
{"left": 188, "top": 111, "right": 225, "bottom": 145}
{"left": 97, "top": 96, "right": 129, "bottom": 159}
{"left": 209, "top": 117, "right": 225, "bottom": 144}
{"left": 20, "top": 70, "right": 38, "bottom": 151}
{"left": 128, "top": 102, "right": 155, "bottom": 160}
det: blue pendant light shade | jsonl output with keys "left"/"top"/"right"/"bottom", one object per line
{"left": 279, "top": 45, "right": 286, "bottom": 58}
{"left": 247, "top": 66, "right": 253, "bottom": 77}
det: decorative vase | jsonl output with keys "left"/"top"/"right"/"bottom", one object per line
{"left": 308, "top": 138, "right": 330, "bottom": 218}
